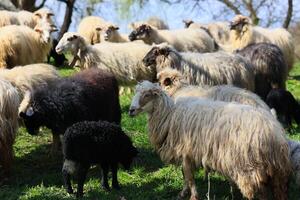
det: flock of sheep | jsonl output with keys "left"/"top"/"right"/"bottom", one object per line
{"left": 0, "top": 6, "right": 300, "bottom": 200}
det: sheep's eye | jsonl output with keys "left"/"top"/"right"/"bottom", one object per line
{"left": 67, "top": 37, "right": 73, "bottom": 41}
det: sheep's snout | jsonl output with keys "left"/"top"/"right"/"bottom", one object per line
{"left": 128, "top": 107, "right": 138, "bottom": 117}
{"left": 55, "top": 46, "right": 63, "bottom": 54}
{"left": 128, "top": 32, "right": 137, "bottom": 41}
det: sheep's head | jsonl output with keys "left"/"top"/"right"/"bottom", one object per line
{"left": 157, "top": 68, "right": 186, "bottom": 96}
{"left": 129, "top": 81, "right": 161, "bottom": 116}
{"left": 34, "top": 21, "right": 57, "bottom": 44}
{"left": 103, "top": 25, "right": 119, "bottom": 41}
{"left": 229, "top": 15, "right": 251, "bottom": 32}
{"left": 128, "top": 24, "right": 152, "bottom": 41}
{"left": 56, "top": 32, "right": 81, "bottom": 54}
{"left": 18, "top": 92, "right": 42, "bottom": 135}
{"left": 33, "top": 8, "right": 55, "bottom": 25}
{"left": 183, "top": 19, "right": 194, "bottom": 28}
{"left": 143, "top": 43, "right": 172, "bottom": 67}
{"left": 120, "top": 136, "right": 138, "bottom": 170}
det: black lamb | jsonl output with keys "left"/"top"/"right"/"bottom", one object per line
{"left": 62, "top": 120, "right": 138, "bottom": 198}
{"left": 47, "top": 38, "right": 67, "bottom": 67}
{"left": 19, "top": 68, "right": 121, "bottom": 152}
{"left": 235, "top": 42, "right": 287, "bottom": 100}
{"left": 266, "top": 88, "right": 300, "bottom": 128}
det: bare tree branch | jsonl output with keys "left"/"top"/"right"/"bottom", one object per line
{"left": 58, "top": 0, "right": 76, "bottom": 40}
{"left": 36, "top": 0, "right": 47, "bottom": 10}
{"left": 242, "top": 0, "right": 259, "bottom": 24}
{"left": 283, "top": 0, "right": 293, "bottom": 28}
{"left": 216, "top": 0, "right": 241, "bottom": 15}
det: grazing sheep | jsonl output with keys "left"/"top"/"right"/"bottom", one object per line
{"left": 56, "top": 32, "right": 156, "bottom": 86}
{"left": 128, "top": 24, "right": 215, "bottom": 53}
{"left": 0, "top": 63, "right": 59, "bottom": 100}
{"left": 0, "top": 8, "right": 54, "bottom": 28}
{"left": 129, "top": 16, "right": 169, "bottom": 30}
{"left": 77, "top": 16, "right": 107, "bottom": 45}
{"left": 102, "top": 24, "right": 129, "bottom": 43}
{"left": 288, "top": 139, "right": 300, "bottom": 187}
{"left": 235, "top": 42, "right": 288, "bottom": 100}
{"left": 266, "top": 88, "right": 300, "bottom": 128}
{"left": 0, "top": 22, "right": 57, "bottom": 68}
{"left": 229, "top": 15, "right": 294, "bottom": 71}
{"left": 47, "top": 39, "right": 67, "bottom": 67}
{"left": 19, "top": 69, "right": 121, "bottom": 152}
{"left": 157, "top": 67, "right": 271, "bottom": 112}
{"left": 129, "top": 81, "right": 291, "bottom": 200}
{"left": 0, "top": 78, "right": 20, "bottom": 177}
{"left": 62, "top": 120, "right": 138, "bottom": 197}
{"left": 143, "top": 43, "right": 255, "bottom": 91}
{"left": 183, "top": 20, "right": 230, "bottom": 45}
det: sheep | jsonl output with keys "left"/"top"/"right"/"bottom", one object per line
{"left": 19, "top": 68, "right": 121, "bottom": 153}
{"left": 0, "top": 21, "right": 57, "bottom": 68}
{"left": 235, "top": 42, "right": 288, "bottom": 100}
{"left": 157, "top": 67, "right": 271, "bottom": 112}
{"left": 129, "top": 16, "right": 169, "bottom": 30}
{"left": 0, "top": 63, "right": 59, "bottom": 98}
{"left": 229, "top": 15, "right": 294, "bottom": 71}
{"left": 128, "top": 24, "right": 215, "bottom": 53}
{"left": 47, "top": 39, "right": 67, "bottom": 67}
{"left": 183, "top": 20, "right": 230, "bottom": 45}
{"left": 129, "top": 80, "right": 291, "bottom": 200}
{"left": 143, "top": 43, "right": 255, "bottom": 91}
{"left": 102, "top": 24, "right": 129, "bottom": 43}
{"left": 0, "top": 78, "right": 20, "bottom": 177}
{"left": 62, "top": 120, "right": 138, "bottom": 197}
{"left": 0, "top": 8, "right": 54, "bottom": 28}
{"left": 288, "top": 139, "right": 300, "bottom": 188}
{"left": 56, "top": 32, "right": 156, "bottom": 87}
{"left": 77, "top": 16, "right": 107, "bottom": 45}
{"left": 266, "top": 88, "right": 300, "bottom": 128}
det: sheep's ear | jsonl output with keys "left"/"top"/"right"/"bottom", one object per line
{"left": 26, "top": 107, "right": 34, "bottom": 117}
{"left": 95, "top": 27, "right": 102, "bottom": 31}
{"left": 113, "top": 26, "right": 119, "bottom": 30}
{"left": 128, "top": 23, "right": 135, "bottom": 30}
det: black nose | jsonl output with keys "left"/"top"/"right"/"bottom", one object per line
{"left": 128, "top": 108, "right": 135, "bottom": 116}
{"left": 128, "top": 32, "right": 136, "bottom": 41}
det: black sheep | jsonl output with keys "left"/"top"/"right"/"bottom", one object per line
{"left": 47, "top": 39, "right": 67, "bottom": 67}
{"left": 235, "top": 42, "right": 287, "bottom": 100}
{"left": 266, "top": 88, "right": 300, "bottom": 128}
{"left": 62, "top": 120, "right": 138, "bottom": 198}
{"left": 19, "top": 68, "right": 121, "bottom": 151}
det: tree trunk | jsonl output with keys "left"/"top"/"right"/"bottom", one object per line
{"left": 283, "top": 0, "right": 293, "bottom": 28}
{"left": 58, "top": 0, "right": 76, "bottom": 40}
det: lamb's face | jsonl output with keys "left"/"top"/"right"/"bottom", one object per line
{"left": 34, "top": 21, "right": 58, "bottom": 44}
{"left": 56, "top": 33, "right": 79, "bottom": 54}
{"left": 143, "top": 45, "right": 170, "bottom": 67}
{"left": 103, "top": 25, "right": 118, "bottom": 41}
{"left": 33, "top": 8, "right": 55, "bottom": 25}
{"left": 229, "top": 15, "right": 250, "bottom": 32}
{"left": 19, "top": 104, "right": 43, "bottom": 135}
{"left": 128, "top": 24, "right": 152, "bottom": 41}
{"left": 129, "top": 81, "right": 160, "bottom": 116}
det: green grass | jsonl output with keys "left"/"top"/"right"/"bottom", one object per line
{"left": 1, "top": 63, "right": 300, "bottom": 200}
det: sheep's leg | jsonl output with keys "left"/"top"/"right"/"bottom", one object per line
{"left": 76, "top": 164, "right": 89, "bottom": 198}
{"left": 181, "top": 156, "right": 198, "bottom": 200}
{"left": 62, "top": 168, "right": 73, "bottom": 194}
{"left": 100, "top": 164, "right": 110, "bottom": 191}
{"left": 51, "top": 134, "right": 61, "bottom": 154}
{"left": 111, "top": 163, "right": 120, "bottom": 190}
{"left": 0, "top": 144, "right": 12, "bottom": 178}
{"left": 178, "top": 168, "right": 190, "bottom": 199}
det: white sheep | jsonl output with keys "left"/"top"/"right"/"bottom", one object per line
{"left": 56, "top": 32, "right": 155, "bottom": 87}
{"left": 77, "top": 16, "right": 107, "bottom": 45}
{"left": 102, "top": 24, "right": 129, "bottom": 43}
{"left": 129, "top": 81, "right": 291, "bottom": 200}
{"left": 143, "top": 43, "right": 255, "bottom": 91}
{"left": 0, "top": 63, "right": 60, "bottom": 100}
{"left": 157, "top": 67, "right": 271, "bottom": 112}
{"left": 288, "top": 139, "right": 300, "bottom": 188}
{"left": 0, "top": 78, "right": 20, "bottom": 177}
{"left": 129, "top": 16, "right": 169, "bottom": 30}
{"left": 0, "top": 21, "right": 57, "bottom": 68}
{"left": 128, "top": 24, "right": 215, "bottom": 53}
{"left": 183, "top": 20, "right": 230, "bottom": 45}
{"left": 0, "top": 8, "right": 54, "bottom": 28}
{"left": 229, "top": 15, "right": 294, "bottom": 71}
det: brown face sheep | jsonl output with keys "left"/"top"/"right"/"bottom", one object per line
{"left": 129, "top": 81, "right": 291, "bottom": 200}
{"left": 229, "top": 14, "right": 294, "bottom": 71}
{"left": 102, "top": 25, "right": 129, "bottom": 43}
{"left": 0, "top": 78, "right": 20, "bottom": 178}
{"left": 0, "top": 21, "right": 57, "bottom": 68}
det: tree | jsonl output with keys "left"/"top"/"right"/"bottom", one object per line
{"left": 57, "top": 0, "right": 76, "bottom": 40}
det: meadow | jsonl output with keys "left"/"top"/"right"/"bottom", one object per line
{"left": 1, "top": 63, "right": 300, "bottom": 200}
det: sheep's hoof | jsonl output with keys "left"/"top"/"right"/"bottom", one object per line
{"left": 177, "top": 188, "right": 190, "bottom": 199}
{"left": 76, "top": 192, "right": 83, "bottom": 198}
{"left": 66, "top": 188, "right": 73, "bottom": 194}
{"left": 101, "top": 184, "right": 111, "bottom": 191}
{"left": 112, "top": 183, "right": 121, "bottom": 190}
{"left": 189, "top": 195, "right": 199, "bottom": 200}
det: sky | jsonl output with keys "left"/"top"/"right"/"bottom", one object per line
{"left": 40, "top": 0, "right": 299, "bottom": 35}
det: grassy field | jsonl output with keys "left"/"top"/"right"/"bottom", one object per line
{"left": 1, "top": 63, "right": 300, "bottom": 200}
